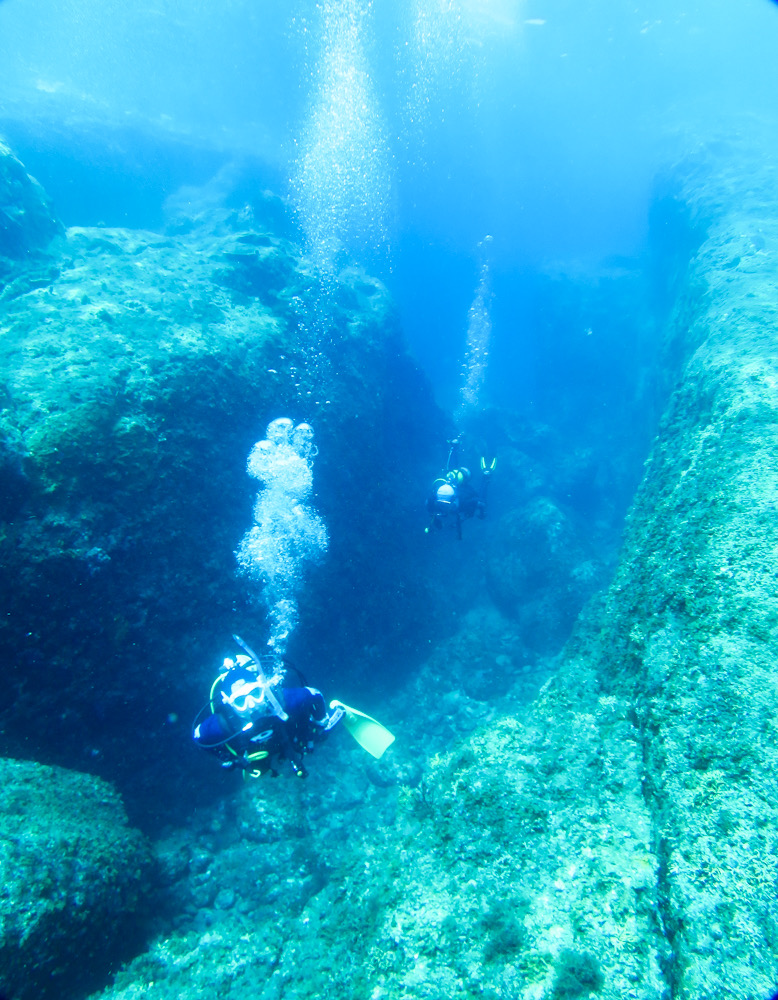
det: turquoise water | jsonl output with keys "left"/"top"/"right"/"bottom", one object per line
{"left": 2, "top": 0, "right": 777, "bottom": 405}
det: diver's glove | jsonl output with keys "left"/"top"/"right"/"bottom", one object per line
{"left": 322, "top": 704, "right": 345, "bottom": 731}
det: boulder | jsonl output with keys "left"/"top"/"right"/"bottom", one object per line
{"left": 0, "top": 758, "right": 151, "bottom": 1000}
{"left": 486, "top": 496, "right": 605, "bottom": 653}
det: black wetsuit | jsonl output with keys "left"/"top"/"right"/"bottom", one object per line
{"left": 194, "top": 673, "right": 329, "bottom": 777}
{"left": 426, "top": 477, "right": 486, "bottom": 539}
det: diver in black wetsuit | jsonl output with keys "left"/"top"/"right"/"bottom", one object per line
{"left": 425, "top": 437, "right": 495, "bottom": 540}
{"left": 193, "top": 635, "right": 395, "bottom": 777}
{"left": 192, "top": 638, "right": 343, "bottom": 778}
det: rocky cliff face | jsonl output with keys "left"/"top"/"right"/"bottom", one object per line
{"left": 6, "top": 131, "right": 777, "bottom": 1000}
{"left": 352, "top": 135, "right": 778, "bottom": 1000}
{"left": 79, "top": 134, "right": 778, "bottom": 1000}
{"left": 371, "top": 136, "right": 778, "bottom": 998}
{"left": 0, "top": 141, "right": 446, "bottom": 828}
{"left": 596, "top": 137, "right": 778, "bottom": 996}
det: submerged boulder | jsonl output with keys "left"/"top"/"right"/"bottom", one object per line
{"left": 486, "top": 496, "right": 606, "bottom": 653}
{"left": 0, "top": 758, "right": 151, "bottom": 1000}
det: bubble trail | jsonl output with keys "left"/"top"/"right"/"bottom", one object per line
{"left": 235, "top": 418, "right": 328, "bottom": 663}
{"left": 291, "top": 0, "right": 393, "bottom": 270}
{"left": 457, "top": 235, "right": 493, "bottom": 420}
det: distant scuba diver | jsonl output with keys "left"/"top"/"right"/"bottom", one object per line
{"left": 425, "top": 436, "right": 496, "bottom": 540}
{"left": 192, "top": 634, "right": 394, "bottom": 778}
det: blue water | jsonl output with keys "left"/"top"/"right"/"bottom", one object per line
{"left": 2, "top": 0, "right": 778, "bottom": 826}
{"left": 5, "top": 8, "right": 778, "bottom": 995}
{"left": 2, "top": 0, "right": 777, "bottom": 412}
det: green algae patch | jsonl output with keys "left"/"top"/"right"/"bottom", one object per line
{"left": 378, "top": 682, "right": 665, "bottom": 1000}
{"left": 0, "top": 757, "right": 151, "bottom": 1000}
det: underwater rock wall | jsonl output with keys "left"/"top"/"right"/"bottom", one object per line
{"left": 155, "top": 141, "right": 778, "bottom": 1000}
{"left": 359, "top": 139, "right": 778, "bottom": 999}
{"left": 597, "top": 141, "right": 778, "bottom": 996}
{"left": 365, "top": 140, "right": 778, "bottom": 998}
{"left": 0, "top": 137, "right": 63, "bottom": 263}
{"left": 82, "top": 140, "right": 778, "bottom": 1000}
{"left": 0, "top": 141, "right": 446, "bottom": 828}
{"left": 231, "top": 137, "right": 778, "bottom": 1000}
{"left": 7, "top": 133, "right": 778, "bottom": 1000}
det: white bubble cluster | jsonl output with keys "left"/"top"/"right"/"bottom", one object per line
{"left": 235, "top": 418, "right": 328, "bottom": 660}
{"left": 401, "top": 0, "right": 505, "bottom": 160}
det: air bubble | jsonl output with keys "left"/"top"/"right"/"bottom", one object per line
{"left": 236, "top": 419, "right": 328, "bottom": 663}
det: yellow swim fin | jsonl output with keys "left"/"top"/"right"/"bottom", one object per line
{"left": 330, "top": 700, "right": 395, "bottom": 759}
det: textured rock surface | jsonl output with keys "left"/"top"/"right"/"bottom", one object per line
{"left": 465, "top": 405, "right": 630, "bottom": 659}
{"left": 0, "top": 758, "right": 150, "bottom": 1000}
{"left": 486, "top": 496, "right": 606, "bottom": 653}
{"left": 84, "top": 652, "right": 663, "bottom": 1000}
{"left": 596, "top": 137, "right": 778, "bottom": 997}
{"left": 0, "top": 144, "right": 641, "bottom": 839}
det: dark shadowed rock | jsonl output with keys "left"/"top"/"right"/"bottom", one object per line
{"left": 0, "top": 144, "right": 446, "bottom": 830}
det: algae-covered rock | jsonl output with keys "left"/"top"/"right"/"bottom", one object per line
{"left": 360, "top": 683, "right": 666, "bottom": 999}
{"left": 0, "top": 757, "right": 151, "bottom": 1000}
{"left": 594, "top": 136, "right": 778, "bottom": 997}
{"left": 12, "top": 128, "right": 778, "bottom": 1000}
{"left": 92, "top": 662, "right": 660, "bottom": 1000}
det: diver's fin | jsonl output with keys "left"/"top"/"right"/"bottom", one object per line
{"left": 329, "top": 700, "right": 395, "bottom": 759}
{"left": 480, "top": 456, "right": 497, "bottom": 474}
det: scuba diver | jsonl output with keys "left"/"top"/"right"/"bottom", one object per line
{"left": 193, "top": 634, "right": 394, "bottom": 778}
{"left": 425, "top": 436, "right": 496, "bottom": 540}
